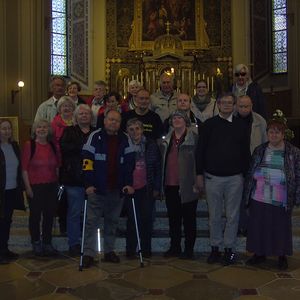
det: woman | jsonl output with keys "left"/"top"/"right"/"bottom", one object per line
{"left": 244, "top": 119, "right": 300, "bottom": 270}
{"left": 121, "top": 80, "right": 142, "bottom": 112}
{"left": 161, "top": 110, "right": 199, "bottom": 259}
{"left": 0, "top": 119, "right": 25, "bottom": 264}
{"left": 125, "top": 118, "right": 161, "bottom": 258}
{"left": 22, "top": 119, "right": 60, "bottom": 256}
{"left": 60, "top": 104, "right": 94, "bottom": 256}
{"left": 51, "top": 96, "right": 76, "bottom": 149}
{"left": 232, "top": 64, "right": 266, "bottom": 118}
{"left": 66, "top": 81, "right": 86, "bottom": 105}
{"left": 191, "top": 80, "right": 218, "bottom": 123}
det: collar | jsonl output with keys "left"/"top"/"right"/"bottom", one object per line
{"left": 219, "top": 113, "right": 233, "bottom": 122}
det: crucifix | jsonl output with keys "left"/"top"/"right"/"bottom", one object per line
{"left": 165, "top": 20, "right": 171, "bottom": 35}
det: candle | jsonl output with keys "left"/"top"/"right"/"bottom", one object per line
{"left": 141, "top": 72, "right": 143, "bottom": 86}
{"left": 207, "top": 77, "right": 210, "bottom": 91}
{"left": 193, "top": 71, "right": 196, "bottom": 86}
{"left": 211, "top": 76, "right": 214, "bottom": 92}
{"left": 123, "top": 78, "right": 126, "bottom": 96}
{"left": 198, "top": 74, "right": 200, "bottom": 80}
{"left": 131, "top": 75, "right": 134, "bottom": 81}
{"left": 202, "top": 73, "right": 205, "bottom": 80}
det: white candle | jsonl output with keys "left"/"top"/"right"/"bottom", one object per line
{"left": 207, "top": 77, "right": 210, "bottom": 91}
{"left": 211, "top": 76, "right": 214, "bottom": 92}
{"left": 202, "top": 73, "right": 205, "bottom": 80}
{"left": 141, "top": 72, "right": 143, "bottom": 86}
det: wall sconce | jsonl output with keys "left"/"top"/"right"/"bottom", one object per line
{"left": 11, "top": 81, "right": 25, "bottom": 104}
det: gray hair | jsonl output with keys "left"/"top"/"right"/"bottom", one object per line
{"left": 126, "top": 118, "right": 144, "bottom": 130}
{"left": 49, "top": 75, "right": 66, "bottom": 90}
{"left": 234, "top": 64, "right": 250, "bottom": 75}
{"left": 57, "top": 96, "right": 76, "bottom": 113}
{"left": 160, "top": 73, "right": 175, "bottom": 85}
{"left": 73, "top": 104, "right": 92, "bottom": 125}
{"left": 217, "top": 92, "right": 236, "bottom": 104}
{"left": 31, "top": 119, "right": 53, "bottom": 141}
{"left": 129, "top": 80, "right": 142, "bottom": 87}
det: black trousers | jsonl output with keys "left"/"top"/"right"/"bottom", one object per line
{"left": 0, "top": 189, "right": 16, "bottom": 251}
{"left": 28, "top": 182, "right": 58, "bottom": 244}
{"left": 165, "top": 186, "right": 197, "bottom": 253}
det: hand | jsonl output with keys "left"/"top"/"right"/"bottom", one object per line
{"left": 196, "top": 175, "right": 205, "bottom": 192}
{"left": 86, "top": 186, "right": 96, "bottom": 195}
{"left": 122, "top": 185, "right": 134, "bottom": 195}
{"left": 25, "top": 186, "right": 33, "bottom": 198}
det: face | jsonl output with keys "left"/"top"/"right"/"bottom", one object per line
{"left": 76, "top": 108, "right": 91, "bottom": 125}
{"left": 0, "top": 121, "right": 12, "bottom": 142}
{"left": 94, "top": 85, "right": 106, "bottom": 99}
{"left": 67, "top": 84, "right": 79, "bottom": 97}
{"left": 172, "top": 115, "right": 186, "bottom": 130}
{"left": 127, "top": 123, "right": 143, "bottom": 143}
{"left": 218, "top": 96, "right": 234, "bottom": 115}
{"left": 129, "top": 84, "right": 140, "bottom": 96}
{"left": 236, "top": 96, "right": 252, "bottom": 117}
{"left": 267, "top": 127, "right": 285, "bottom": 147}
{"left": 35, "top": 122, "right": 49, "bottom": 139}
{"left": 196, "top": 82, "right": 208, "bottom": 97}
{"left": 104, "top": 110, "right": 121, "bottom": 134}
{"left": 51, "top": 78, "right": 66, "bottom": 98}
{"left": 60, "top": 101, "right": 75, "bottom": 117}
{"left": 177, "top": 94, "right": 190, "bottom": 111}
{"left": 234, "top": 68, "right": 248, "bottom": 87}
{"left": 160, "top": 75, "right": 173, "bottom": 94}
{"left": 106, "top": 96, "right": 118, "bottom": 109}
{"left": 135, "top": 90, "right": 150, "bottom": 111}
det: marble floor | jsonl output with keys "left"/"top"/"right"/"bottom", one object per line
{"left": 1, "top": 251, "right": 300, "bottom": 300}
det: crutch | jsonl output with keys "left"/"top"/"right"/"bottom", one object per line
{"left": 79, "top": 197, "right": 88, "bottom": 271}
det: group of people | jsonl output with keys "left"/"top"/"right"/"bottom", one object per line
{"left": 0, "top": 63, "right": 299, "bottom": 271}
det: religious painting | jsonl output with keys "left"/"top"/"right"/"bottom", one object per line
{"left": 128, "top": 0, "right": 209, "bottom": 51}
{"left": 142, "top": 0, "right": 195, "bottom": 41}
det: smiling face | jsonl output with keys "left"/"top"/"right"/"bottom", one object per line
{"left": 127, "top": 122, "right": 143, "bottom": 144}
{"left": 35, "top": 121, "right": 49, "bottom": 140}
{"left": 94, "top": 84, "right": 106, "bottom": 99}
{"left": 135, "top": 90, "right": 150, "bottom": 113}
{"left": 76, "top": 107, "right": 92, "bottom": 126}
{"left": 267, "top": 127, "right": 285, "bottom": 147}
{"left": 67, "top": 83, "right": 79, "bottom": 98}
{"left": 196, "top": 81, "right": 208, "bottom": 97}
{"left": 106, "top": 95, "right": 119, "bottom": 110}
{"left": 59, "top": 101, "right": 75, "bottom": 119}
{"left": 129, "top": 84, "right": 140, "bottom": 96}
{"left": 51, "top": 78, "right": 66, "bottom": 99}
{"left": 0, "top": 120, "right": 12, "bottom": 143}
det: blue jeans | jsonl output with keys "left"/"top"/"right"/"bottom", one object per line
{"left": 65, "top": 186, "right": 85, "bottom": 247}
{"left": 205, "top": 173, "right": 243, "bottom": 250}
{"left": 126, "top": 187, "right": 154, "bottom": 254}
{"left": 84, "top": 190, "right": 124, "bottom": 257}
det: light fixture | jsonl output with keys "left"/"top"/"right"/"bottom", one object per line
{"left": 11, "top": 81, "right": 24, "bottom": 104}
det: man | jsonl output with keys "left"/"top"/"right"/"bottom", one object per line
{"left": 150, "top": 73, "right": 178, "bottom": 122}
{"left": 86, "top": 80, "right": 107, "bottom": 126}
{"left": 163, "top": 93, "right": 201, "bottom": 134}
{"left": 34, "top": 76, "right": 66, "bottom": 122}
{"left": 196, "top": 92, "right": 250, "bottom": 265}
{"left": 81, "top": 109, "right": 135, "bottom": 268}
{"left": 236, "top": 95, "right": 267, "bottom": 235}
{"left": 121, "top": 89, "right": 163, "bottom": 140}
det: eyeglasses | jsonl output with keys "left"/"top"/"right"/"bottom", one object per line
{"left": 235, "top": 72, "right": 247, "bottom": 77}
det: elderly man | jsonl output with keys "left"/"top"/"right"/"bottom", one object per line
{"left": 236, "top": 95, "right": 267, "bottom": 235}
{"left": 121, "top": 89, "right": 163, "bottom": 140}
{"left": 196, "top": 92, "right": 250, "bottom": 265}
{"left": 81, "top": 109, "right": 135, "bottom": 268}
{"left": 34, "top": 76, "right": 66, "bottom": 122}
{"left": 163, "top": 93, "right": 201, "bottom": 134}
{"left": 150, "top": 73, "right": 178, "bottom": 122}
{"left": 86, "top": 80, "right": 107, "bottom": 126}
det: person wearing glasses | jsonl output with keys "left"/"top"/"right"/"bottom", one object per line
{"left": 191, "top": 80, "right": 219, "bottom": 123}
{"left": 232, "top": 64, "right": 267, "bottom": 119}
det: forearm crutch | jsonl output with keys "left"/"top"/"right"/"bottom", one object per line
{"left": 131, "top": 195, "right": 144, "bottom": 268}
{"left": 79, "top": 198, "right": 88, "bottom": 271}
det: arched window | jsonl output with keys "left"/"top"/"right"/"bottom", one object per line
{"left": 51, "top": 0, "right": 68, "bottom": 75}
{"left": 272, "top": 0, "right": 287, "bottom": 73}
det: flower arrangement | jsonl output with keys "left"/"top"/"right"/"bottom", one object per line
{"left": 272, "top": 109, "right": 294, "bottom": 141}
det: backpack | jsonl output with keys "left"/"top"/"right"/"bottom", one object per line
{"left": 30, "top": 139, "right": 56, "bottom": 160}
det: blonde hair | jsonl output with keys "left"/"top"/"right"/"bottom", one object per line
{"left": 57, "top": 96, "right": 76, "bottom": 113}
{"left": 31, "top": 119, "right": 53, "bottom": 141}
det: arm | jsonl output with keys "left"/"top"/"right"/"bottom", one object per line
{"left": 22, "top": 170, "right": 33, "bottom": 198}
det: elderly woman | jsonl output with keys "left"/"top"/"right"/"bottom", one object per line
{"left": 0, "top": 119, "right": 25, "bottom": 264}
{"left": 60, "top": 104, "right": 94, "bottom": 256}
{"left": 125, "top": 118, "right": 161, "bottom": 258}
{"left": 232, "top": 64, "right": 266, "bottom": 118}
{"left": 22, "top": 119, "right": 60, "bottom": 256}
{"left": 244, "top": 119, "right": 300, "bottom": 270}
{"left": 51, "top": 96, "right": 76, "bottom": 149}
{"left": 191, "top": 80, "right": 218, "bottom": 123}
{"left": 66, "top": 81, "right": 86, "bottom": 105}
{"left": 161, "top": 110, "right": 199, "bottom": 259}
{"left": 122, "top": 80, "right": 142, "bottom": 111}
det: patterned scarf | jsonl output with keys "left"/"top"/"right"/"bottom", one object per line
{"left": 192, "top": 95, "right": 211, "bottom": 112}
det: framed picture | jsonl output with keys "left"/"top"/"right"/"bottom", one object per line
{"left": 129, "top": 0, "right": 209, "bottom": 51}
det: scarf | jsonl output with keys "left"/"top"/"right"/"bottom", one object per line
{"left": 192, "top": 95, "right": 211, "bottom": 112}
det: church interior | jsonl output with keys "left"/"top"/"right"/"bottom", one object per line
{"left": 1, "top": 0, "right": 300, "bottom": 299}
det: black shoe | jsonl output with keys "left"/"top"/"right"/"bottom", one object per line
{"left": 1, "top": 249, "right": 19, "bottom": 260}
{"left": 222, "top": 248, "right": 236, "bottom": 265}
{"left": 69, "top": 244, "right": 81, "bottom": 257}
{"left": 179, "top": 251, "right": 195, "bottom": 260}
{"left": 82, "top": 255, "right": 94, "bottom": 268}
{"left": 32, "top": 241, "right": 43, "bottom": 257}
{"left": 102, "top": 251, "right": 120, "bottom": 263}
{"left": 43, "top": 244, "right": 58, "bottom": 256}
{"left": 0, "top": 255, "right": 9, "bottom": 265}
{"left": 246, "top": 254, "right": 266, "bottom": 266}
{"left": 207, "top": 247, "right": 221, "bottom": 264}
{"left": 163, "top": 248, "right": 181, "bottom": 258}
{"left": 278, "top": 256, "right": 288, "bottom": 270}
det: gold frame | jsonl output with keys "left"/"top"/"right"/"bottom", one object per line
{"left": 129, "top": 0, "right": 209, "bottom": 51}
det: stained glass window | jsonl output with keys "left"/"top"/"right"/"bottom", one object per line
{"left": 272, "top": 0, "right": 287, "bottom": 73}
{"left": 51, "top": 0, "right": 68, "bottom": 75}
